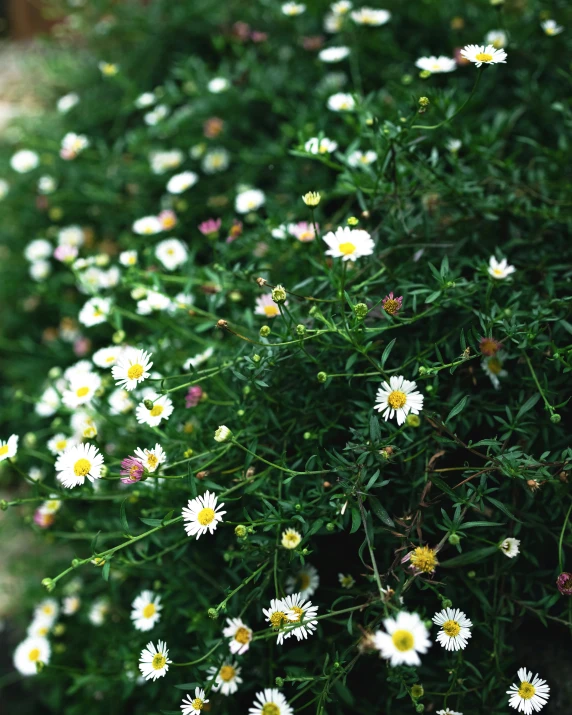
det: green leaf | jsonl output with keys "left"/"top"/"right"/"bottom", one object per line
{"left": 446, "top": 395, "right": 469, "bottom": 423}
{"left": 139, "top": 517, "right": 163, "bottom": 527}
{"left": 120, "top": 498, "right": 131, "bottom": 536}
{"left": 516, "top": 393, "right": 541, "bottom": 420}
{"left": 369, "top": 414, "right": 381, "bottom": 443}
{"left": 102, "top": 559, "right": 111, "bottom": 581}
{"left": 486, "top": 496, "right": 523, "bottom": 524}
{"left": 462, "top": 521, "right": 506, "bottom": 529}
{"left": 429, "top": 474, "right": 459, "bottom": 501}
{"left": 90, "top": 530, "right": 101, "bottom": 555}
{"left": 350, "top": 506, "right": 361, "bottom": 534}
{"left": 368, "top": 496, "right": 395, "bottom": 527}
{"left": 381, "top": 338, "right": 396, "bottom": 368}
{"left": 440, "top": 546, "right": 498, "bottom": 568}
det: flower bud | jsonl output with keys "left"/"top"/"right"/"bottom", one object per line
{"left": 416, "top": 705, "right": 425, "bottom": 713}
{"left": 41, "top": 578, "right": 55, "bottom": 592}
{"left": 326, "top": 522, "right": 335, "bottom": 532}
{"left": 296, "top": 324, "right": 306, "bottom": 336}
{"left": 406, "top": 414, "right": 421, "bottom": 428}
{"left": 260, "top": 325, "right": 271, "bottom": 337}
{"left": 208, "top": 608, "right": 219, "bottom": 619}
{"left": 48, "top": 366, "right": 62, "bottom": 379}
{"left": 347, "top": 216, "right": 359, "bottom": 226}
{"left": 143, "top": 399, "right": 154, "bottom": 410}
{"left": 317, "top": 371, "right": 327, "bottom": 383}
{"left": 252, "top": 354, "right": 261, "bottom": 363}
{"left": 0, "top": 500, "right": 7, "bottom": 511}
{"left": 448, "top": 533, "right": 461, "bottom": 545}
{"left": 235, "top": 525, "right": 247, "bottom": 538}
{"left": 441, "top": 599, "right": 452, "bottom": 608}
{"left": 354, "top": 303, "right": 368, "bottom": 320}
{"left": 214, "top": 425, "right": 232, "bottom": 442}
{"left": 112, "top": 329, "right": 126, "bottom": 344}
{"left": 551, "top": 413, "right": 561, "bottom": 424}
{"left": 411, "top": 684, "right": 424, "bottom": 699}
{"left": 272, "top": 285, "right": 287, "bottom": 304}
{"left": 302, "top": 191, "right": 321, "bottom": 207}
{"left": 557, "top": 572, "right": 572, "bottom": 595}
{"left": 275, "top": 677, "right": 285, "bottom": 687}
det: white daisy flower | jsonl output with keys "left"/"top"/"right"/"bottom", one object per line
{"left": 132, "top": 215, "right": 163, "bottom": 235}
{"left": 138, "top": 640, "right": 171, "bottom": 681}
{"left": 374, "top": 611, "right": 431, "bottom": 667}
{"left": 305, "top": 137, "right": 338, "bottom": 154}
{"left": 24, "top": 238, "right": 52, "bottom": 262}
{"left": 13, "top": 637, "right": 50, "bottom": 676}
{"left": 0, "top": 434, "right": 19, "bottom": 462}
{"left": 149, "top": 149, "right": 184, "bottom": 175}
{"left": 62, "top": 371, "right": 101, "bottom": 409}
{"left": 235, "top": 188, "right": 266, "bottom": 214}
{"left": 57, "top": 92, "right": 79, "bottom": 113}
{"left": 437, "top": 710, "right": 463, "bottom": 715}
{"left": 488, "top": 255, "right": 515, "bottom": 279}
{"left": 255, "top": 293, "right": 282, "bottom": 318}
{"left": 208, "top": 77, "right": 229, "bottom": 93}
{"left": 181, "top": 687, "right": 209, "bottom": 715}
{"left": 182, "top": 490, "right": 226, "bottom": 539}
{"left": 167, "top": 171, "right": 198, "bottom": 193}
{"left": 62, "top": 595, "right": 81, "bottom": 615}
{"left": 88, "top": 598, "right": 109, "bottom": 625}
{"left": 460, "top": 44, "right": 507, "bottom": 67}
{"left": 155, "top": 238, "right": 188, "bottom": 271}
{"left": 374, "top": 376, "right": 424, "bottom": 426}
{"left": 57, "top": 225, "right": 84, "bottom": 248}
{"left": 10, "top": 150, "right": 39, "bottom": 173}
{"left": 27, "top": 616, "right": 53, "bottom": 638}
{"left": 55, "top": 443, "right": 104, "bottom": 489}
{"left": 137, "top": 290, "right": 171, "bottom": 314}
{"left": 135, "top": 91, "right": 156, "bottom": 108}
{"left": 507, "top": 668, "right": 550, "bottom": 714}
{"left": 30, "top": 261, "right": 51, "bottom": 281}
{"left": 108, "top": 388, "right": 134, "bottom": 415}
{"left": 47, "top": 433, "right": 76, "bottom": 455}
{"left": 119, "top": 249, "right": 138, "bottom": 266}
{"left": 332, "top": 1, "right": 352, "bottom": 16}
{"left": 33, "top": 598, "right": 59, "bottom": 625}
{"left": 214, "top": 425, "right": 232, "bottom": 443}
{"left": 281, "top": 528, "right": 302, "bottom": 550}
{"left": 207, "top": 661, "right": 243, "bottom": 695}
{"left": 135, "top": 393, "right": 174, "bottom": 427}
{"left": 415, "top": 56, "right": 457, "bottom": 73}
{"left": 482, "top": 352, "right": 508, "bottom": 390}
{"left": 183, "top": 347, "right": 214, "bottom": 370}
{"left": 318, "top": 46, "right": 350, "bottom": 63}
{"left": 541, "top": 20, "right": 563, "bottom": 36}
{"left": 485, "top": 30, "right": 508, "bottom": 48}
{"left": 499, "top": 537, "right": 520, "bottom": 558}
{"left": 201, "top": 148, "right": 230, "bottom": 174}
{"left": 339, "top": 573, "right": 355, "bottom": 588}
{"left": 0, "top": 178, "right": 9, "bottom": 199}
{"left": 324, "top": 12, "right": 343, "bottom": 32}
{"left": 327, "top": 92, "right": 356, "bottom": 111}
{"left": 133, "top": 444, "right": 167, "bottom": 473}
{"left": 38, "top": 175, "right": 57, "bottom": 194}
{"left": 169, "top": 292, "right": 194, "bottom": 311}
{"left": 92, "top": 346, "right": 123, "bottom": 368}
{"left": 282, "top": 2, "right": 306, "bottom": 16}
{"left": 78, "top": 297, "right": 111, "bottom": 327}
{"left": 36, "top": 386, "right": 60, "bottom": 417}
{"left": 64, "top": 360, "right": 94, "bottom": 382}
{"left": 286, "top": 564, "right": 319, "bottom": 598}
{"left": 249, "top": 688, "right": 293, "bottom": 715}
{"left": 350, "top": 7, "right": 391, "bottom": 25}
{"left": 223, "top": 617, "right": 253, "bottom": 655}
{"left": 347, "top": 150, "right": 377, "bottom": 167}
{"left": 323, "top": 226, "right": 374, "bottom": 261}
{"left": 446, "top": 139, "right": 462, "bottom": 153}
{"left": 111, "top": 348, "right": 153, "bottom": 391}
{"left": 283, "top": 592, "right": 319, "bottom": 641}
{"left": 433, "top": 608, "right": 472, "bottom": 651}
{"left": 38, "top": 497, "right": 62, "bottom": 515}
{"left": 263, "top": 598, "right": 291, "bottom": 644}
{"left": 131, "top": 590, "right": 162, "bottom": 631}
{"left": 70, "top": 410, "right": 98, "bottom": 440}
{"left": 144, "top": 104, "right": 168, "bottom": 126}
{"left": 60, "top": 132, "right": 90, "bottom": 160}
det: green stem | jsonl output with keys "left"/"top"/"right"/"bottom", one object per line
{"left": 411, "top": 68, "right": 483, "bottom": 131}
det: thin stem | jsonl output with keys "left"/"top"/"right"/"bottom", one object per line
{"left": 411, "top": 68, "right": 483, "bottom": 130}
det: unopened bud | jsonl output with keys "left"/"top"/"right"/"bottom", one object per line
{"left": 208, "top": 608, "right": 219, "bottom": 620}
{"left": 235, "top": 525, "right": 247, "bottom": 538}
{"left": 354, "top": 303, "right": 368, "bottom": 320}
{"left": 551, "top": 413, "right": 561, "bottom": 424}
{"left": 411, "top": 684, "right": 424, "bottom": 699}
{"left": 260, "top": 325, "right": 271, "bottom": 337}
{"left": 143, "top": 399, "right": 154, "bottom": 410}
{"left": 271, "top": 285, "right": 287, "bottom": 304}
{"left": 41, "top": 578, "right": 55, "bottom": 592}
{"left": 317, "top": 371, "right": 327, "bottom": 383}
{"left": 296, "top": 324, "right": 306, "bottom": 336}
{"left": 347, "top": 216, "right": 359, "bottom": 226}
{"left": 275, "top": 677, "right": 285, "bottom": 687}
{"left": 448, "top": 533, "right": 461, "bottom": 545}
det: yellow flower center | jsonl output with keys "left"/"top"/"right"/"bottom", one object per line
{"left": 143, "top": 603, "right": 156, "bottom": 619}
{"left": 270, "top": 611, "right": 288, "bottom": 629}
{"left": 299, "top": 572, "right": 311, "bottom": 591}
{"left": 289, "top": 605, "right": 304, "bottom": 622}
{"left": 28, "top": 648, "right": 41, "bottom": 662}
{"left": 191, "top": 699, "right": 204, "bottom": 710}
{"left": 475, "top": 52, "right": 493, "bottom": 62}
{"left": 234, "top": 626, "right": 251, "bottom": 644}
{"left": 73, "top": 458, "right": 91, "bottom": 477}
{"left": 150, "top": 404, "right": 164, "bottom": 417}
{"left": 152, "top": 653, "right": 166, "bottom": 670}
{"left": 197, "top": 507, "right": 215, "bottom": 526}
{"left": 410, "top": 545, "right": 438, "bottom": 573}
{"left": 518, "top": 682, "right": 536, "bottom": 700}
{"left": 392, "top": 629, "right": 414, "bottom": 652}
{"left": 76, "top": 386, "right": 90, "bottom": 398}
{"left": 0, "top": 445, "right": 9, "bottom": 457}
{"left": 383, "top": 299, "right": 400, "bottom": 315}
{"left": 338, "top": 241, "right": 356, "bottom": 255}
{"left": 545, "top": 28, "right": 555, "bottom": 36}
{"left": 283, "top": 531, "right": 300, "bottom": 548}
{"left": 442, "top": 619, "right": 461, "bottom": 637}
{"left": 55, "top": 440, "right": 67, "bottom": 450}
{"left": 262, "top": 705, "right": 280, "bottom": 715}
{"left": 219, "top": 665, "right": 236, "bottom": 681}
{"left": 37, "top": 626, "right": 49, "bottom": 636}
{"left": 263, "top": 305, "right": 280, "bottom": 317}
{"left": 487, "top": 357, "right": 503, "bottom": 375}
{"left": 42, "top": 605, "right": 54, "bottom": 614}
{"left": 127, "top": 364, "right": 144, "bottom": 380}
{"left": 298, "top": 231, "right": 314, "bottom": 242}
{"left": 147, "top": 453, "right": 158, "bottom": 468}
{"left": 387, "top": 390, "right": 407, "bottom": 409}
{"left": 46, "top": 500, "right": 59, "bottom": 511}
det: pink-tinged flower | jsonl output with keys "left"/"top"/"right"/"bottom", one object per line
{"left": 73, "top": 337, "right": 91, "bottom": 357}
{"left": 226, "top": 219, "right": 243, "bottom": 243}
{"left": 232, "top": 21, "right": 251, "bottom": 41}
{"left": 251, "top": 31, "right": 268, "bottom": 42}
{"left": 54, "top": 244, "right": 78, "bottom": 263}
{"left": 120, "top": 456, "right": 145, "bottom": 484}
{"left": 203, "top": 117, "right": 224, "bottom": 138}
{"left": 185, "top": 386, "right": 204, "bottom": 408}
{"left": 382, "top": 292, "right": 403, "bottom": 316}
{"left": 199, "top": 218, "right": 222, "bottom": 237}
{"left": 254, "top": 293, "right": 285, "bottom": 318}
{"left": 479, "top": 336, "right": 501, "bottom": 357}
{"left": 34, "top": 510, "right": 55, "bottom": 528}
{"left": 158, "top": 210, "right": 177, "bottom": 231}
{"left": 290, "top": 221, "right": 318, "bottom": 243}
{"left": 557, "top": 572, "right": 572, "bottom": 596}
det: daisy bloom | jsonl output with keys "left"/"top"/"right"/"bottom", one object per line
{"left": 202, "top": 148, "right": 230, "bottom": 174}
{"left": 556, "top": 572, "right": 572, "bottom": 596}
{"left": 338, "top": 573, "right": 355, "bottom": 589}
{"left": 119, "top": 249, "right": 138, "bottom": 267}
{"left": 499, "top": 537, "right": 520, "bottom": 558}
{"left": 62, "top": 595, "right": 81, "bottom": 615}
{"left": 290, "top": 221, "right": 318, "bottom": 242}
{"left": 488, "top": 255, "right": 515, "bottom": 279}
{"left": 235, "top": 188, "right": 266, "bottom": 214}
{"left": 134, "top": 443, "right": 167, "bottom": 473}
{"left": 109, "top": 388, "right": 134, "bottom": 415}
{"left": 34, "top": 598, "right": 59, "bottom": 626}
{"left": 437, "top": 710, "right": 463, "bottom": 715}
{"left": 282, "top": 2, "right": 306, "bottom": 16}
{"left": 55, "top": 443, "right": 104, "bottom": 489}
{"left": 181, "top": 688, "right": 209, "bottom": 715}
{"left": 30, "top": 261, "right": 50, "bottom": 281}
{"left": 249, "top": 689, "right": 293, "bottom": 715}
{"left": 13, "top": 637, "right": 51, "bottom": 676}
{"left": 150, "top": 149, "right": 184, "bottom": 175}
{"left": 62, "top": 371, "right": 101, "bottom": 409}
{"left": 318, "top": 46, "right": 350, "bottom": 63}
{"left": 263, "top": 598, "right": 291, "bottom": 644}
{"left": 182, "top": 490, "right": 226, "bottom": 539}
{"left": 433, "top": 607, "right": 473, "bottom": 651}
{"left": 135, "top": 91, "right": 156, "bottom": 108}
{"left": 136, "top": 394, "right": 174, "bottom": 427}
{"left": 541, "top": 20, "right": 563, "bottom": 36}
{"left": 38, "top": 497, "right": 62, "bottom": 516}
{"left": 331, "top": 1, "right": 352, "bottom": 15}
{"left": 11, "top": 149, "right": 40, "bottom": 173}
{"left": 183, "top": 347, "right": 214, "bottom": 370}
{"left": 34, "top": 510, "right": 55, "bottom": 528}
{"left": 155, "top": 238, "right": 188, "bottom": 270}
{"left": 460, "top": 43, "right": 507, "bottom": 67}
{"left": 185, "top": 386, "right": 203, "bottom": 408}
{"left": 24, "top": 238, "right": 52, "bottom": 262}
{"left": 0, "top": 434, "right": 19, "bottom": 462}
{"left": 133, "top": 215, "right": 163, "bottom": 235}
{"left": 507, "top": 668, "right": 550, "bottom": 714}
{"left": 88, "top": 598, "right": 109, "bottom": 626}
{"left": 93, "top": 346, "right": 123, "bottom": 368}
{"left": 286, "top": 564, "right": 319, "bottom": 597}
{"left": 99, "top": 61, "right": 119, "bottom": 76}
{"left": 482, "top": 353, "right": 508, "bottom": 390}
{"left": 111, "top": 349, "right": 153, "bottom": 391}
{"left": 120, "top": 456, "right": 145, "bottom": 484}
{"left": 382, "top": 292, "right": 403, "bottom": 316}
{"left": 78, "top": 297, "right": 111, "bottom": 327}
{"left": 167, "top": 171, "right": 198, "bottom": 194}
{"left": 323, "top": 226, "right": 374, "bottom": 261}
{"left": 374, "top": 376, "right": 424, "bottom": 426}
{"left": 305, "top": 136, "right": 338, "bottom": 154}
{"left": 207, "top": 661, "right": 243, "bottom": 695}
{"left": 139, "top": 640, "right": 171, "bottom": 681}
{"left": 60, "top": 132, "right": 89, "bottom": 160}
{"left": 281, "top": 528, "right": 302, "bottom": 549}
{"left": 131, "top": 590, "right": 162, "bottom": 631}
{"left": 255, "top": 293, "right": 283, "bottom": 318}
{"left": 27, "top": 618, "right": 52, "bottom": 638}
{"left": 57, "top": 92, "right": 79, "bottom": 113}
{"left": 348, "top": 150, "right": 377, "bottom": 167}
{"left": 144, "top": 104, "right": 168, "bottom": 126}
{"left": 327, "top": 92, "right": 356, "bottom": 111}
{"left": 446, "top": 138, "right": 462, "bottom": 153}
{"left": 38, "top": 175, "right": 56, "bottom": 194}
{"left": 198, "top": 218, "right": 222, "bottom": 237}
{"left": 404, "top": 545, "right": 439, "bottom": 574}
{"left": 486, "top": 29, "right": 508, "bottom": 48}
{"left": 374, "top": 611, "right": 431, "bottom": 666}
{"left": 284, "top": 592, "right": 319, "bottom": 640}
{"left": 214, "top": 425, "right": 232, "bottom": 442}
{"left": 351, "top": 7, "right": 391, "bottom": 25}
{"left": 415, "top": 56, "right": 457, "bottom": 73}
{"left": 223, "top": 617, "right": 253, "bottom": 655}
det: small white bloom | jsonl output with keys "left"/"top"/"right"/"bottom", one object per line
{"left": 62, "top": 371, "right": 101, "bottom": 408}
{"left": 281, "top": 528, "right": 302, "bottom": 549}
{"left": 47, "top": 433, "right": 75, "bottom": 455}
{"left": 57, "top": 92, "right": 79, "bottom": 113}
{"left": 58, "top": 225, "right": 85, "bottom": 248}
{"left": 201, "top": 148, "right": 230, "bottom": 174}
{"left": 60, "top": 132, "right": 90, "bottom": 159}
{"left": 55, "top": 442, "right": 104, "bottom": 489}
{"left": 131, "top": 590, "right": 162, "bottom": 631}
{"left": 70, "top": 410, "right": 98, "bottom": 440}
{"left": 111, "top": 348, "right": 153, "bottom": 390}
{"left": 108, "top": 388, "right": 134, "bottom": 415}
{"left": 249, "top": 689, "right": 293, "bottom": 715}
{"left": 375, "top": 376, "right": 424, "bottom": 426}
{"left": 374, "top": 611, "right": 431, "bottom": 666}
{"left": 181, "top": 687, "right": 210, "bottom": 715}
{"left": 263, "top": 599, "right": 291, "bottom": 644}
{"left": 11, "top": 150, "right": 40, "bottom": 173}
{"left": 135, "top": 91, "right": 156, "bottom": 108}
{"left": 285, "top": 564, "right": 320, "bottom": 598}
{"left": 138, "top": 640, "right": 171, "bottom": 681}
{"left": 88, "top": 598, "right": 109, "bottom": 626}
{"left": 208, "top": 77, "right": 229, "bottom": 93}
{"left": 38, "top": 497, "right": 61, "bottom": 516}
{"left": 347, "top": 149, "right": 377, "bottom": 167}
{"left": 433, "top": 608, "right": 473, "bottom": 651}
{"left": 36, "top": 386, "right": 60, "bottom": 417}
{"left": 207, "top": 661, "right": 242, "bottom": 695}
{"left": 13, "top": 637, "right": 50, "bottom": 676}
{"left": 254, "top": 293, "right": 283, "bottom": 318}
{"left": 62, "top": 595, "right": 81, "bottom": 615}
{"left": 235, "top": 188, "right": 265, "bottom": 214}
{"left": 92, "top": 346, "right": 123, "bottom": 368}
{"left": 0, "top": 434, "right": 19, "bottom": 462}
{"left": 33, "top": 598, "right": 59, "bottom": 626}
{"left": 485, "top": 30, "right": 508, "bottom": 48}
{"left": 27, "top": 618, "right": 52, "bottom": 639}
{"left": 135, "top": 393, "right": 174, "bottom": 427}
{"left": 214, "top": 425, "right": 232, "bottom": 443}
{"left": 446, "top": 139, "right": 462, "bottom": 153}
{"left": 437, "top": 710, "right": 463, "bottom": 715}
{"left": 182, "top": 490, "right": 226, "bottom": 539}
{"left": 38, "top": 175, "right": 57, "bottom": 194}
{"left": 144, "top": 104, "right": 169, "bottom": 126}
{"left": 119, "top": 249, "right": 138, "bottom": 266}
{"left": 281, "top": 2, "right": 306, "bottom": 16}
{"left": 338, "top": 573, "right": 355, "bottom": 589}
{"left": 133, "top": 443, "right": 166, "bottom": 473}
{"left": 318, "top": 46, "right": 350, "bottom": 63}
{"left": 541, "top": 19, "right": 563, "bottom": 36}
{"left": 223, "top": 617, "right": 253, "bottom": 655}
{"left": 150, "top": 149, "right": 184, "bottom": 175}
{"left": 482, "top": 352, "right": 508, "bottom": 390}
{"left": 305, "top": 137, "right": 338, "bottom": 154}
{"left": 166, "top": 171, "right": 198, "bottom": 193}
{"left": 24, "top": 239, "right": 52, "bottom": 262}
{"left": 78, "top": 297, "right": 111, "bottom": 327}
{"left": 283, "top": 592, "right": 319, "bottom": 641}
{"left": 183, "top": 347, "right": 214, "bottom": 370}
{"left": 507, "top": 668, "right": 550, "bottom": 714}
{"left": 460, "top": 44, "right": 507, "bottom": 67}
{"left": 415, "top": 56, "right": 457, "bottom": 73}
{"left": 331, "top": 1, "right": 352, "bottom": 16}
{"left": 155, "top": 238, "right": 188, "bottom": 270}
{"left": 327, "top": 92, "right": 355, "bottom": 111}
{"left": 132, "top": 215, "right": 163, "bottom": 235}
{"left": 499, "top": 537, "right": 520, "bottom": 558}
{"left": 324, "top": 12, "right": 343, "bottom": 32}
{"left": 323, "top": 226, "right": 374, "bottom": 261}
{"left": 351, "top": 7, "right": 391, "bottom": 25}
{"left": 29, "top": 260, "right": 51, "bottom": 281}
